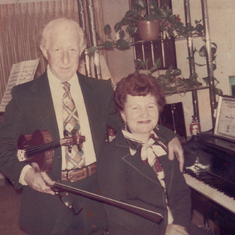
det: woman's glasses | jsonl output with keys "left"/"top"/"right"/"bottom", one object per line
{"left": 53, "top": 188, "right": 83, "bottom": 215}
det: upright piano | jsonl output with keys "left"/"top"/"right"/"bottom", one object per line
{"left": 182, "top": 133, "right": 235, "bottom": 235}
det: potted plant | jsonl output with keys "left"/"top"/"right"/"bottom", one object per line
{"left": 86, "top": 0, "right": 207, "bottom": 94}
{"left": 113, "top": 0, "right": 204, "bottom": 41}
{"left": 87, "top": 0, "right": 204, "bottom": 52}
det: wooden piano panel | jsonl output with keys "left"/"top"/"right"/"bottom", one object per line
{"left": 191, "top": 189, "right": 235, "bottom": 235}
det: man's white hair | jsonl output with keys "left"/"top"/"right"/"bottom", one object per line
{"left": 40, "top": 18, "right": 86, "bottom": 53}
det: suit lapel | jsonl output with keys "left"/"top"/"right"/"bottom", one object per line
{"left": 116, "top": 132, "right": 161, "bottom": 185}
{"left": 77, "top": 73, "right": 100, "bottom": 126}
{"left": 77, "top": 73, "right": 106, "bottom": 155}
{"left": 29, "top": 72, "right": 59, "bottom": 140}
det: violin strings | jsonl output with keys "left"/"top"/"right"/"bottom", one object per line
{"left": 25, "top": 141, "right": 60, "bottom": 155}
{"left": 26, "top": 142, "right": 57, "bottom": 154}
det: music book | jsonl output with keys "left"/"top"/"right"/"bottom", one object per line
{"left": 0, "top": 59, "right": 40, "bottom": 112}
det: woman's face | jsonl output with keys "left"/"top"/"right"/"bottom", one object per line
{"left": 121, "top": 94, "right": 159, "bottom": 142}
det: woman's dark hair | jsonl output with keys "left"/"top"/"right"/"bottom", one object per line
{"left": 114, "top": 73, "right": 166, "bottom": 113}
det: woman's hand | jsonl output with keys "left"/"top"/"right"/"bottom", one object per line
{"left": 168, "top": 137, "right": 184, "bottom": 172}
{"left": 24, "top": 167, "right": 55, "bottom": 195}
{"left": 165, "top": 224, "right": 189, "bottom": 235}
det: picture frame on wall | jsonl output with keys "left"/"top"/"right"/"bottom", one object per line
{"left": 228, "top": 76, "right": 235, "bottom": 96}
{"left": 214, "top": 95, "right": 235, "bottom": 141}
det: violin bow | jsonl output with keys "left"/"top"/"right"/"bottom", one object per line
{"left": 52, "top": 182, "right": 162, "bottom": 223}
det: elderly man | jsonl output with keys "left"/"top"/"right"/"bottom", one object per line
{"left": 0, "top": 18, "right": 184, "bottom": 235}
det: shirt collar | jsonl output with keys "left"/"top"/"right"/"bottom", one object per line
{"left": 47, "top": 65, "right": 78, "bottom": 86}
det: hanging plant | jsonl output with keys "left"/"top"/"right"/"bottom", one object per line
{"left": 134, "top": 58, "right": 202, "bottom": 93}
{"left": 193, "top": 42, "right": 223, "bottom": 100}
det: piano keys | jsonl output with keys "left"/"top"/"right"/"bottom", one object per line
{"left": 182, "top": 134, "right": 235, "bottom": 235}
{"left": 183, "top": 173, "right": 235, "bottom": 215}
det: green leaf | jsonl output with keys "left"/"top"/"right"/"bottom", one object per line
{"left": 199, "top": 45, "right": 207, "bottom": 57}
{"left": 211, "top": 47, "right": 217, "bottom": 57}
{"left": 172, "top": 69, "right": 181, "bottom": 76}
{"left": 119, "top": 30, "right": 125, "bottom": 39}
{"left": 102, "top": 41, "right": 113, "bottom": 49}
{"left": 125, "top": 10, "right": 134, "bottom": 18}
{"left": 194, "top": 23, "right": 204, "bottom": 35}
{"left": 135, "top": 59, "right": 146, "bottom": 69}
{"left": 149, "top": 58, "right": 161, "bottom": 73}
{"left": 88, "top": 46, "right": 98, "bottom": 54}
{"left": 114, "top": 22, "right": 122, "bottom": 32}
{"left": 211, "top": 42, "right": 217, "bottom": 49}
{"left": 104, "top": 24, "right": 111, "bottom": 35}
{"left": 144, "top": 14, "right": 158, "bottom": 21}
{"left": 158, "top": 8, "right": 168, "bottom": 18}
{"left": 126, "top": 25, "right": 138, "bottom": 36}
{"left": 166, "top": 65, "right": 173, "bottom": 75}
{"left": 120, "top": 17, "right": 131, "bottom": 26}
{"left": 115, "top": 39, "right": 130, "bottom": 49}
{"left": 132, "top": 11, "right": 141, "bottom": 19}
{"left": 134, "top": 0, "right": 146, "bottom": 10}
{"left": 215, "top": 88, "right": 223, "bottom": 96}
{"left": 213, "top": 101, "right": 218, "bottom": 110}
{"left": 153, "top": 58, "right": 161, "bottom": 69}
{"left": 195, "top": 19, "right": 202, "bottom": 25}
{"left": 145, "top": 58, "right": 151, "bottom": 65}
{"left": 149, "top": 65, "right": 158, "bottom": 73}
{"left": 190, "top": 73, "right": 198, "bottom": 81}
{"left": 213, "top": 63, "right": 217, "bottom": 71}
{"left": 158, "top": 74, "right": 167, "bottom": 82}
{"left": 202, "top": 76, "right": 209, "bottom": 85}
{"left": 149, "top": 1, "right": 157, "bottom": 12}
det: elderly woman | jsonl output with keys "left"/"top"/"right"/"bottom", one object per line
{"left": 97, "top": 73, "right": 208, "bottom": 235}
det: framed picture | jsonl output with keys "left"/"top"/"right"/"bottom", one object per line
{"left": 228, "top": 76, "right": 235, "bottom": 96}
{"left": 214, "top": 95, "right": 235, "bottom": 141}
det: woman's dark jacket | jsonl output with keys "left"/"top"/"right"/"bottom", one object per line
{"left": 97, "top": 126, "right": 191, "bottom": 235}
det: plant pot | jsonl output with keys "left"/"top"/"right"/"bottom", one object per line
{"left": 137, "top": 19, "right": 160, "bottom": 41}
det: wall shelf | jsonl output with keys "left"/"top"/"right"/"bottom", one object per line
{"left": 164, "top": 86, "right": 209, "bottom": 97}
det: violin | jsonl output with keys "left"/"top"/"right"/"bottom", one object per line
{"left": 17, "top": 129, "right": 162, "bottom": 223}
{"left": 17, "top": 129, "right": 85, "bottom": 172}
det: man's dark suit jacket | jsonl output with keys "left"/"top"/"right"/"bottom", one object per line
{"left": 0, "top": 71, "right": 120, "bottom": 232}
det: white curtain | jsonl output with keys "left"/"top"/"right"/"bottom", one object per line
{"left": 0, "top": 0, "right": 106, "bottom": 102}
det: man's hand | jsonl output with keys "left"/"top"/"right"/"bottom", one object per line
{"left": 165, "top": 224, "right": 189, "bottom": 235}
{"left": 24, "top": 168, "right": 55, "bottom": 195}
{"left": 168, "top": 137, "right": 184, "bottom": 172}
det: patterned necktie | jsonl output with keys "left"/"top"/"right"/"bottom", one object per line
{"left": 62, "top": 82, "right": 85, "bottom": 169}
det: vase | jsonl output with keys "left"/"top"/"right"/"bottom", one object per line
{"left": 137, "top": 19, "right": 160, "bottom": 41}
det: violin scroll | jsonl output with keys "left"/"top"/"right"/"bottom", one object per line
{"left": 71, "top": 129, "right": 86, "bottom": 151}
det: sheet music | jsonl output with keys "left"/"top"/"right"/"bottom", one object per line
{"left": 0, "top": 59, "right": 39, "bottom": 112}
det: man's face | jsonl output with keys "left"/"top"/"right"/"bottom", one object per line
{"left": 42, "top": 23, "right": 81, "bottom": 82}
